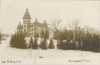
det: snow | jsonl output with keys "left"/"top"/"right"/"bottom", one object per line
{"left": 25, "top": 37, "right": 57, "bottom": 45}
{"left": 0, "top": 37, "right": 100, "bottom": 64}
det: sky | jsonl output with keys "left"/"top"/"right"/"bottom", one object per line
{"left": 0, "top": 0, "right": 100, "bottom": 34}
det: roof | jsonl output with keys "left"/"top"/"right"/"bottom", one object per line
{"left": 33, "top": 18, "right": 42, "bottom": 27}
{"left": 23, "top": 8, "right": 31, "bottom": 19}
{"left": 17, "top": 25, "right": 23, "bottom": 29}
{"left": 41, "top": 20, "right": 48, "bottom": 28}
{"left": 34, "top": 18, "right": 38, "bottom": 23}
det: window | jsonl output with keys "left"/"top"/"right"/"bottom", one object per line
{"left": 29, "top": 29, "right": 30, "bottom": 32}
{"left": 29, "top": 33, "right": 31, "bottom": 36}
{"left": 34, "top": 27, "right": 36, "bottom": 31}
{"left": 37, "top": 28, "right": 38, "bottom": 31}
{"left": 24, "top": 29, "right": 26, "bottom": 32}
{"left": 32, "top": 33, "right": 33, "bottom": 36}
{"left": 29, "top": 29, "right": 31, "bottom": 32}
{"left": 32, "top": 28, "right": 33, "bottom": 31}
{"left": 30, "top": 33, "right": 31, "bottom": 36}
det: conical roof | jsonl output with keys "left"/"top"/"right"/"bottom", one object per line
{"left": 42, "top": 20, "right": 48, "bottom": 28}
{"left": 34, "top": 18, "right": 38, "bottom": 23}
{"left": 23, "top": 8, "right": 31, "bottom": 19}
{"left": 43, "top": 20, "right": 47, "bottom": 26}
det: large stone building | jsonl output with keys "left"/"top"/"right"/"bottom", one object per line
{"left": 17, "top": 8, "right": 48, "bottom": 37}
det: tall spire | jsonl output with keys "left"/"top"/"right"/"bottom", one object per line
{"left": 23, "top": 8, "right": 31, "bottom": 19}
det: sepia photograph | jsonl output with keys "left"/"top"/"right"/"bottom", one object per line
{"left": 0, "top": 0, "right": 100, "bottom": 64}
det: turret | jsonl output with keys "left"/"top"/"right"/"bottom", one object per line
{"left": 23, "top": 8, "right": 31, "bottom": 24}
{"left": 23, "top": 8, "right": 31, "bottom": 34}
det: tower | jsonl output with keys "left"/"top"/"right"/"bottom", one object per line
{"left": 23, "top": 8, "right": 31, "bottom": 35}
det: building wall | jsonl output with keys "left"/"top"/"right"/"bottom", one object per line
{"left": 17, "top": 16, "right": 48, "bottom": 37}
{"left": 21, "top": 26, "right": 47, "bottom": 37}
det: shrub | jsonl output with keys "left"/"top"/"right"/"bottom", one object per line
{"left": 39, "top": 38, "right": 47, "bottom": 49}
{"left": 48, "top": 38, "right": 55, "bottom": 49}
{"left": 10, "top": 32, "right": 27, "bottom": 49}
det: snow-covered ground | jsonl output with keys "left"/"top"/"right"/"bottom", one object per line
{"left": 0, "top": 37, "right": 100, "bottom": 64}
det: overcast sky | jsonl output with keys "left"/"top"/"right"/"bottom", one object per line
{"left": 1, "top": 0, "right": 100, "bottom": 34}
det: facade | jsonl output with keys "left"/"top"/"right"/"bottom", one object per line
{"left": 17, "top": 8, "right": 48, "bottom": 37}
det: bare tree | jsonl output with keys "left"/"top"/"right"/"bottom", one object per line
{"left": 49, "top": 18, "right": 62, "bottom": 45}
{"left": 84, "top": 25, "right": 90, "bottom": 31}
{"left": 68, "top": 19, "right": 80, "bottom": 40}
{"left": 68, "top": 19, "right": 80, "bottom": 30}
{"left": 84, "top": 26, "right": 98, "bottom": 35}
{"left": 49, "top": 19, "right": 62, "bottom": 32}
{"left": 89, "top": 28, "right": 95, "bottom": 35}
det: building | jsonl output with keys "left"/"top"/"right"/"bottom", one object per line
{"left": 17, "top": 8, "right": 48, "bottom": 37}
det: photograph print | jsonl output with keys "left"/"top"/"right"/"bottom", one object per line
{"left": 0, "top": 0, "right": 100, "bottom": 64}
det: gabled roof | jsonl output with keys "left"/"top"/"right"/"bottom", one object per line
{"left": 23, "top": 8, "right": 31, "bottom": 19}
